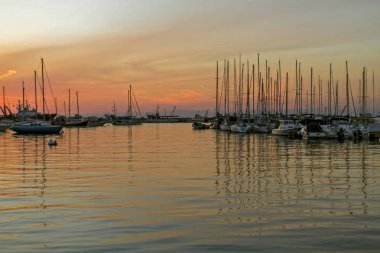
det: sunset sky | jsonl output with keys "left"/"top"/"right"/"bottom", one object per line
{"left": 1, "top": 0, "right": 379, "bottom": 116}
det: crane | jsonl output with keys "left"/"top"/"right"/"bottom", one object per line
{"left": 170, "top": 106, "right": 177, "bottom": 116}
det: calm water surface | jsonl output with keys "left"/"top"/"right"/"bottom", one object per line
{"left": 0, "top": 123, "right": 379, "bottom": 252}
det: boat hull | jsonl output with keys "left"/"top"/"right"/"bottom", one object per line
{"left": 12, "top": 125, "right": 63, "bottom": 134}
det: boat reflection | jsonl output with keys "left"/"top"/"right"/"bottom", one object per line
{"left": 215, "top": 134, "right": 370, "bottom": 229}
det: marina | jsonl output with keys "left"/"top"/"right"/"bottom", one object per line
{"left": 1, "top": 1, "right": 380, "bottom": 252}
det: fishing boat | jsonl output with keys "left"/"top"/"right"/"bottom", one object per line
{"left": 143, "top": 105, "right": 191, "bottom": 123}
{"left": 272, "top": 120, "right": 301, "bottom": 136}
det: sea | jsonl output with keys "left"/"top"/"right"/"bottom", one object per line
{"left": 0, "top": 123, "right": 379, "bottom": 252}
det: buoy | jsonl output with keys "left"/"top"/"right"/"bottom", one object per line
{"left": 48, "top": 138, "right": 57, "bottom": 146}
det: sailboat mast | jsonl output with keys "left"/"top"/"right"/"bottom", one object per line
{"left": 329, "top": 63, "right": 332, "bottom": 116}
{"left": 252, "top": 64, "right": 255, "bottom": 116}
{"left": 335, "top": 81, "right": 339, "bottom": 116}
{"left": 257, "top": 53, "right": 260, "bottom": 114}
{"left": 286, "top": 72, "right": 288, "bottom": 117}
{"left": 34, "top": 70, "right": 37, "bottom": 114}
{"left": 41, "top": 58, "right": 45, "bottom": 120}
{"left": 310, "top": 67, "right": 313, "bottom": 114}
{"left": 227, "top": 60, "right": 230, "bottom": 117}
{"left": 319, "top": 76, "right": 321, "bottom": 115}
{"left": 234, "top": 58, "right": 237, "bottom": 115}
{"left": 362, "top": 67, "right": 366, "bottom": 116}
{"left": 279, "top": 59, "right": 282, "bottom": 115}
{"left": 265, "top": 60, "right": 268, "bottom": 115}
{"left": 299, "top": 63, "right": 302, "bottom": 115}
{"left": 295, "top": 60, "right": 298, "bottom": 115}
{"left": 129, "top": 85, "right": 132, "bottom": 117}
{"left": 64, "top": 101, "right": 66, "bottom": 118}
{"left": 22, "top": 81, "right": 25, "bottom": 120}
{"left": 68, "top": 89, "right": 71, "bottom": 118}
{"left": 373, "top": 71, "right": 375, "bottom": 116}
{"left": 346, "top": 61, "right": 350, "bottom": 117}
{"left": 246, "top": 60, "right": 250, "bottom": 117}
{"left": 76, "top": 91, "right": 79, "bottom": 117}
{"left": 215, "top": 61, "right": 219, "bottom": 117}
{"left": 2, "top": 86, "right": 5, "bottom": 116}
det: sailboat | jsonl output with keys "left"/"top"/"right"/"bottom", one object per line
{"left": 271, "top": 119, "right": 301, "bottom": 136}
{"left": 113, "top": 85, "right": 142, "bottom": 125}
{"left": 12, "top": 58, "right": 63, "bottom": 134}
{"left": 64, "top": 90, "right": 88, "bottom": 127}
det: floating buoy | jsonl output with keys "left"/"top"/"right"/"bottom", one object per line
{"left": 48, "top": 138, "right": 57, "bottom": 146}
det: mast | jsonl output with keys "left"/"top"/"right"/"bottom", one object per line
{"left": 310, "top": 67, "right": 313, "bottom": 114}
{"left": 276, "top": 70, "right": 279, "bottom": 114}
{"left": 257, "top": 53, "right": 260, "bottom": 114}
{"left": 76, "top": 91, "right": 79, "bottom": 117}
{"left": 22, "top": 81, "right": 25, "bottom": 120}
{"left": 279, "top": 59, "right": 282, "bottom": 115}
{"left": 234, "top": 58, "right": 237, "bottom": 115}
{"left": 41, "top": 58, "right": 45, "bottom": 120}
{"left": 373, "top": 71, "right": 375, "bottom": 116}
{"left": 299, "top": 63, "right": 302, "bottom": 115}
{"left": 252, "top": 64, "right": 255, "bottom": 116}
{"left": 246, "top": 60, "right": 250, "bottom": 117}
{"left": 2, "top": 86, "right": 5, "bottom": 116}
{"left": 295, "top": 60, "right": 298, "bottom": 115}
{"left": 265, "top": 60, "right": 268, "bottom": 114}
{"left": 68, "top": 89, "right": 71, "bottom": 118}
{"left": 227, "top": 60, "right": 230, "bottom": 117}
{"left": 319, "top": 77, "right": 322, "bottom": 115}
{"left": 223, "top": 60, "right": 227, "bottom": 117}
{"left": 64, "top": 101, "right": 66, "bottom": 118}
{"left": 362, "top": 67, "right": 366, "bottom": 116}
{"left": 329, "top": 63, "right": 332, "bottom": 116}
{"left": 240, "top": 63, "right": 244, "bottom": 118}
{"left": 346, "top": 61, "right": 350, "bottom": 117}
{"left": 286, "top": 72, "right": 289, "bottom": 117}
{"left": 335, "top": 81, "right": 339, "bottom": 116}
{"left": 215, "top": 61, "right": 219, "bottom": 117}
{"left": 129, "top": 85, "right": 132, "bottom": 117}
{"left": 34, "top": 70, "right": 37, "bottom": 114}
{"left": 55, "top": 97, "right": 58, "bottom": 115}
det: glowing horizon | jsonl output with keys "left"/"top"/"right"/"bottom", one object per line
{"left": 1, "top": 0, "right": 380, "bottom": 117}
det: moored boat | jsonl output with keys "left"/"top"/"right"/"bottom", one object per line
{"left": 12, "top": 120, "right": 63, "bottom": 134}
{"left": 272, "top": 120, "right": 301, "bottom": 136}
{"left": 192, "top": 121, "right": 210, "bottom": 130}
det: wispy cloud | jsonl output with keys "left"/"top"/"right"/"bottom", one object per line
{"left": 0, "top": 70, "right": 17, "bottom": 79}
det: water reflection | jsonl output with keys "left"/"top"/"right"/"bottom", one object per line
{"left": 0, "top": 134, "right": 50, "bottom": 227}
{"left": 215, "top": 134, "right": 374, "bottom": 227}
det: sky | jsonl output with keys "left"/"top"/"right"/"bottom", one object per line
{"left": 1, "top": 0, "right": 380, "bottom": 117}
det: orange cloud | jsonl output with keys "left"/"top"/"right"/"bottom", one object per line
{"left": 0, "top": 70, "right": 17, "bottom": 79}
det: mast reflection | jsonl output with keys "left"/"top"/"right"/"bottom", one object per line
{"left": 215, "top": 134, "right": 372, "bottom": 225}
